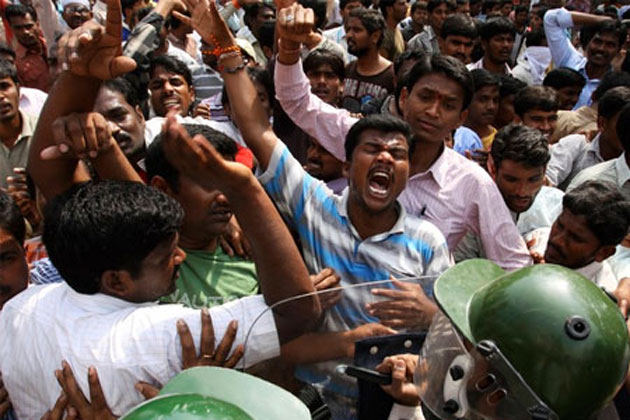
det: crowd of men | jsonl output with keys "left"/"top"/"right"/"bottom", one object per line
{"left": 1, "top": 0, "right": 630, "bottom": 418}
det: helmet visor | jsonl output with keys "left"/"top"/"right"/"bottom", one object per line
{"left": 415, "top": 311, "right": 559, "bottom": 420}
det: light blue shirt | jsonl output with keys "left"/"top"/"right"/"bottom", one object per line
{"left": 453, "top": 126, "right": 483, "bottom": 156}
{"left": 544, "top": 8, "right": 606, "bottom": 109}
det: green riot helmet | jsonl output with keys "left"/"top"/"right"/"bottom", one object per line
{"left": 415, "top": 259, "right": 630, "bottom": 420}
{"left": 120, "top": 367, "right": 311, "bottom": 420}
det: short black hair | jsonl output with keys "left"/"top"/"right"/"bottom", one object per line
{"left": 580, "top": 19, "right": 626, "bottom": 51}
{"left": 616, "top": 102, "right": 630, "bottom": 152}
{"left": 525, "top": 28, "right": 546, "bottom": 47}
{"left": 0, "top": 191, "right": 26, "bottom": 246}
{"left": 598, "top": 86, "right": 630, "bottom": 120}
{"left": 349, "top": 7, "right": 387, "bottom": 46}
{"left": 340, "top": 0, "right": 365, "bottom": 9}
{"left": 300, "top": 0, "right": 327, "bottom": 28}
{"left": 481, "top": 0, "right": 499, "bottom": 14}
{"left": 441, "top": 13, "right": 477, "bottom": 39}
{"left": 499, "top": 74, "right": 526, "bottom": 97}
{"left": 258, "top": 20, "right": 276, "bottom": 50}
{"left": 0, "top": 59, "right": 19, "bottom": 84}
{"left": 244, "top": 3, "right": 275, "bottom": 24}
{"left": 43, "top": 181, "right": 184, "bottom": 294}
{"left": 428, "top": 0, "right": 454, "bottom": 13}
{"left": 345, "top": 114, "right": 413, "bottom": 160}
{"left": 303, "top": 49, "right": 345, "bottom": 81}
{"left": 543, "top": 67, "right": 586, "bottom": 90}
{"left": 591, "top": 71, "right": 630, "bottom": 102}
{"left": 146, "top": 124, "right": 237, "bottom": 193}
{"left": 379, "top": 0, "right": 396, "bottom": 19}
{"left": 404, "top": 53, "right": 474, "bottom": 110}
{"left": 491, "top": 124, "right": 549, "bottom": 170}
{"left": 133, "top": 6, "right": 153, "bottom": 25}
{"left": 514, "top": 4, "right": 527, "bottom": 14}
{"left": 4, "top": 4, "right": 37, "bottom": 24}
{"left": 471, "top": 68, "right": 499, "bottom": 92}
{"left": 149, "top": 55, "right": 193, "bottom": 87}
{"left": 102, "top": 77, "right": 142, "bottom": 108}
{"left": 411, "top": 0, "right": 427, "bottom": 14}
{"left": 0, "top": 42, "right": 16, "bottom": 60}
{"left": 121, "top": 0, "right": 143, "bottom": 14}
{"left": 479, "top": 16, "right": 515, "bottom": 40}
{"left": 514, "top": 86, "right": 558, "bottom": 116}
{"left": 564, "top": 180, "right": 630, "bottom": 246}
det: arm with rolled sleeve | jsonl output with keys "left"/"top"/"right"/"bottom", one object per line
{"left": 274, "top": 60, "right": 358, "bottom": 161}
{"left": 543, "top": 8, "right": 586, "bottom": 70}
{"left": 545, "top": 134, "right": 587, "bottom": 187}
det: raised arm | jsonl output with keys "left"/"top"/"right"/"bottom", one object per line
{"left": 274, "top": 4, "right": 357, "bottom": 162}
{"left": 27, "top": 0, "right": 136, "bottom": 200}
{"left": 162, "top": 114, "right": 320, "bottom": 342}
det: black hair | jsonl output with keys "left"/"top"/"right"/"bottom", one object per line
{"left": 167, "top": 9, "right": 189, "bottom": 30}
{"left": 300, "top": 0, "right": 327, "bottom": 28}
{"left": 564, "top": 180, "right": 630, "bottom": 246}
{"left": 499, "top": 74, "right": 526, "bottom": 97}
{"left": 0, "top": 59, "right": 19, "bottom": 84}
{"left": 514, "top": 4, "right": 527, "bottom": 14}
{"left": 303, "top": 49, "right": 345, "bottom": 81}
{"left": 591, "top": 71, "right": 630, "bottom": 102}
{"left": 616, "top": 102, "right": 630, "bottom": 152}
{"left": 345, "top": 114, "right": 414, "bottom": 160}
{"left": 258, "top": 20, "right": 276, "bottom": 50}
{"left": 133, "top": 6, "right": 153, "bottom": 25}
{"left": 481, "top": 0, "right": 500, "bottom": 15}
{"left": 525, "top": 28, "right": 546, "bottom": 47}
{"left": 598, "top": 86, "right": 630, "bottom": 120}
{"left": 380, "top": 0, "right": 395, "bottom": 19}
{"left": 404, "top": 53, "right": 474, "bottom": 110}
{"left": 244, "top": 3, "right": 276, "bottom": 24}
{"left": 340, "top": 0, "right": 365, "bottom": 9}
{"left": 102, "top": 77, "right": 142, "bottom": 108}
{"left": 471, "top": 68, "right": 499, "bottom": 91}
{"left": 580, "top": 19, "right": 626, "bottom": 51}
{"left": 0, "top": 191, "right": 26, "bottom": 246}
{"left": 514, "top": 86, "right": 558, "bottom": 116}
{"left": 349, "top": 7, "right": 387, "bottom": 46}
{"left": 543, "top": 67, "right": 586, "bottom": 90}
{"left": 479, "top": 16, "right": 515, "bottom": 40}
{"left": 427, "top": 0, "right": 454, "bottom": 13}
{"left": 43, "top": 181, "right": 184, "bottom": 294}
{"left": 0, "top": 42, "right": 16, "bottom": 60}
{"left": 441, "top": 13, "right": 477, "bottom": 39}
{"left": 491, "top": 123, "right": 549, "bottom": 170}
{"left": 500, "top": 0, "right": 512, "bottom": 5}
{"left": 149, "top": 55, "right": 193, "bottom": 87}
{"left": 411, "top": 0, "right": 427, "bottom": 13}
{"left": 121, "top": 0, "right": 143, "bottom": 13}
{"left": 146, "top": 124, "right": 237, "bottom": 192}
{"left": 534, "top": 6, "right": 548, "bottom": 20}
{"left": 4, "top": 4, "right": 38, "bottom": 24}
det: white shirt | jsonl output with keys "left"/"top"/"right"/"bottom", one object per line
{"left": 568, "top": 153, "right": 630, "bottom": 197}
{"left": 144, "top": 115, "right": 244, "bottom": 147}
{"left": 466, "top": 57, "right": 512, "bottom": 75}
{"left": 546, "top": 133, "right": 605, "bottom": 190}
{"left": 19, "top": 87, "right": 48, "bottom": 116}
{"left": 0, "top": 282, "right": 279, "bottom": 419}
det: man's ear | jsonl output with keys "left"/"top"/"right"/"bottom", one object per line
{"left": 398, "top": 87, "right": 408, "bottom": 117}
{"left": 487, "top": 154, "right": 497, "bottom": 179}
{"left": 189, "top": 85, "right": 196, "bottom": 104}
{"left": 342, "top": 160, "right": 351, "bottom": 179}
{"left": 134, "top": 105, "right": 145, "bottom": 123}
{"left": 150, "top": 175, "right": 174, "bottom": 196}
{"left": 597, "top": 115, "right": 607, "bottom": 133}
{"left": 100, "top": 270, "right": 134, "bottom": 299}
{"left": 594, "top": 245, "right": 617, "bottom": 262}
{"left": 371, "top": 30, "right": 382, "bottom": 47}
{"left": 456, "top": 109, "right": 468, "bottom": 129}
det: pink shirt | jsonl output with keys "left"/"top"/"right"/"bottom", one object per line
{"left": 274, "top": 60, "right": 532, "bottom": 270}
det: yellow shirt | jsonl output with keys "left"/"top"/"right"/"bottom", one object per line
{"left": 481, "top": 126, "right": 498, "bottom": 150}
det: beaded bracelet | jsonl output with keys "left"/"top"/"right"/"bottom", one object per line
{"left": 218, "top": 50, "right": 241, "bottom": 61}
{"left": 205, "top": 33, "right": 240, "bottom": 58}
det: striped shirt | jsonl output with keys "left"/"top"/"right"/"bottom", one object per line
{"left": 258, "top": 141, "right": 452, "bottom": 396}
{"left": 274, "top": 60, "right": 532, "bottom": 270}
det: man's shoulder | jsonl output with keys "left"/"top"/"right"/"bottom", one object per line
{"left": 569, "top": 159, "right": 616, "bottom": 190}
{"left": 402, "top": 213, "right": 448, "bottom": 247}
{"left": 442, "top": 147, "right": 495, "bottom": 186}
{"left": 1, "top": 282, "right": 64, "bottom": 318}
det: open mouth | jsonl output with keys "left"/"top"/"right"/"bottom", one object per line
{"left": 367, "top": 167, "right": 393, "bottom": 198}
{"left": 162, "top": 98, "right": 181, "bottom": 109}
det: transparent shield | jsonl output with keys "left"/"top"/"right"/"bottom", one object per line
{"left": 241, "top": 276, "right": 437, "bottom": 419}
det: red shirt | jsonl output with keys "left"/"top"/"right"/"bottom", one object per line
{"left": 15, "top": 37, "right": 50, "bottom": 92}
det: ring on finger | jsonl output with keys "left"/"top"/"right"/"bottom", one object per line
{"left": 202, "top": 354, "right": 214, "bottom": 360}
{"left": 284, "top": 14, "right": 294, "bottom": 22}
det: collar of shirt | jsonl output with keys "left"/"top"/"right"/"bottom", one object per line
{"left": 13, "top": 111, "right": 38, "bottom": 147}
{"left": 337, "top": 187, "right": 408, "bottom": 239}
{"left": 576, "top": 259, "right": 617, "bottom": 291}
{"left": 410, "top": 144, "right": 449, "bottom": 189}
{"left": 15, "top": 38, "right": 46, "bottom": 58}
{"left": 65, "top": 283, "right": 156, "bottom": 314}
{"left": 615, "top": 152, "right": 630, "bottom": 188}
{"left": 586, "top": 133, "right": 602, "bottom": 160}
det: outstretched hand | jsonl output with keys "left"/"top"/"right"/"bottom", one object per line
{"left": 366, "top": 279, "right": 437, "bottom": 330}
{"left": 161, "top": 112, "right": 255, "bottom": 194}
{"left": 57, "top": 0, "right": 136, "bottom": 79}
{"left": 174, "top": 0, "right": 235, "bottom": 47}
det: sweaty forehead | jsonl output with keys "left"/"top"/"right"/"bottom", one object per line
{"left": 150, "top": 67, "right": 187, "bottom": 83}
{"left": 359, "top": 129, "right": 408, "bottom": 147}
{"left": 94, "top": 88, "right": 131, "bottom": 112}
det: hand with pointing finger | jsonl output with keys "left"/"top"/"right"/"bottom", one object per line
{"left": 56, "top": 0, "right": 136, "bottom": 79}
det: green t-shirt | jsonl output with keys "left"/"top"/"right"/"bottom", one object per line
{"left": 162, "top": 247, "right": 259, "bottom": 308}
